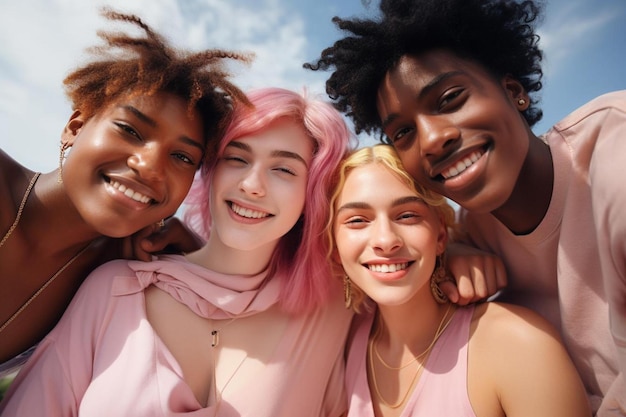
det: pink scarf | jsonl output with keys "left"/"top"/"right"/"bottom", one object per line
{"left": 111, "top": 254, "right": 281, "bottom": 319}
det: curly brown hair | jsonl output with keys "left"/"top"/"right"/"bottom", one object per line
{"left": 305, "top": 0, "right": 544, "bottom": 139}
{"left": 63, "top": 8, "right": 252, "bottom": 160}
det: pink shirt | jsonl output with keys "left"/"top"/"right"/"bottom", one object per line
{"left": 0, "top": 255, "right": 353, "bottom": 417}
{"left": 459, "top": 91, "right": 626, "bottom": 415}
{"left": 345, "top": 306, "right": 476, "bottom": 417}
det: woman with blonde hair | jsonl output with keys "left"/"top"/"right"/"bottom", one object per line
{"left": 329, "top": 145, "right": 590, "bottom": 416}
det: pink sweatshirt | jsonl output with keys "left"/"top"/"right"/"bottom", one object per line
{"left": 459, "top": 91, "right": 626, "bottom": 415}
{"left": 0, "top": 255, "right": 353, "bottom": 417}
{"left": 345, "top": 306, "right": 476, "bottom": 416}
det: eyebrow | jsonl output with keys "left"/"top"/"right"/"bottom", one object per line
{"left": 337, "top": 195, "right": 426, "bottom": 212}
{"left": 227, "top": 141, "right": 309, "bottom": 168}
{"left": 118, "top": 104, "right": 204, "bottom": 153}
{"left": 381, "top": 70, "right": 465, "bottom": 130}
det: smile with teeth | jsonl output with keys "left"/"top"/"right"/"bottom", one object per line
{"left": 441, "top": 150, "right": 483, "bottom": 179}
{"left": 231, "top": 202, "right": 271, "bottom": 219}
{"left": 110, "top": 180, "right": 152, "bottom": 204}
{"left": 367, "top": 262, "right": 409, "bottom": 273}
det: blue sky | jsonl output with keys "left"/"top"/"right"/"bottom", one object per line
{"left": 1, "top": 0, "right": 624, "bottom": 172}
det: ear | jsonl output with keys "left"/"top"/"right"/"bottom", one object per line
{"left": 61, "top": 110, "right": 86, "bottom": 147}
{"left": 435, "top": 214, "right": 449, "bottom": 256}
{"left": 501, "top": 75, "right": 529, "bottom": 111}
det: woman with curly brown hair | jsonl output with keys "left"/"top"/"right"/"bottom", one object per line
{"left": 307, "top": 0, "right": 626, "bottom": 414}
{"left": 0, "top": 8, "right": 249, "bottom": 376}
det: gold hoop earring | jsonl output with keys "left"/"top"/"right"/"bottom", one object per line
{"left": 430, "top": 254, "right": 449, "bottom": 304}
{"left": 58, "top": 142, "right": 69, "bottom": 184}
{"left": 343, "top": 275, "right": 353, "bottom": 309}
{"left": 517, "top": 98, "right": 526, "bottom": 106}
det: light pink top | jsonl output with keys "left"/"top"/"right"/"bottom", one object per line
{"left": 345, "top": 306, "right": 476, "bottom": 417}
{"left": 0, "top": 255, "right": 353, "bottom": 417}
{"left": 459, "top": 90, "right": 626, "bottom": 414}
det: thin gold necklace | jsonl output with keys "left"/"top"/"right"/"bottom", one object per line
{"left": 368, "top": 304, "right": 455, "bottom": 409}
{"left": 373, "top": 303, "right": 453, "bottom": 370}
{"left": 0, "top": 173, "right": 40, "bottom": 248}
{"left": 0, "top": 172, "right": 90, "bottom": 334}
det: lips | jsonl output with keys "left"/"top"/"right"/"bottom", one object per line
{"left": 230, "top": 201, "right": 271, "bottom": 219}
{"left": 440, "top": 150, "right": 483, "bottom": 180}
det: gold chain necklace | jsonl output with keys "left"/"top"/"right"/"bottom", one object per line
{"left": 368, "top": 304, "right": 455, "bottom": 409}
{"left": 0, "top": 173, "right": 40, "bottom": 248}
{"left": 0, "top": 172, "right": 90, "bottom": 334}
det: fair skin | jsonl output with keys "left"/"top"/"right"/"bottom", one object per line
{"left": 145, "top": 118, "right": 314, "bottom": 407}
{"left": 333, "top": 161, "right": 590, "bottom": 417}
{"left": 0, "top": 91, "right": 204, "bottom": 363}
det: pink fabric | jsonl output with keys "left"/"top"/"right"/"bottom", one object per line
{"left": 345, "top": 306, "right": 477, "bottom": 417}
{"left": 459, "top": 90, "right": 626, "bottom": 415}
{"left": 0, "top": 255, "right": 353, "bottom": 417}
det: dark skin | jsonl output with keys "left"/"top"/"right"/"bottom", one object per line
{"left": 375, "top": 51, "right": 553, "bottom": 304}
{"left": 376, "top": 51, "right": 554, "bottom": 235}
{"left": 0, "top": 92, "right": 205, "bottom": 363}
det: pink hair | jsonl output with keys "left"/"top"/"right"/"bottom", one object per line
{"left": 183, "top": 87, "right": 354, "bottom": 313}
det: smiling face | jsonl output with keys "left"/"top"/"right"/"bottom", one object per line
{"left": 61, "top": 91, "right": 205, "bottom": 237}
{"left": 334, "top": 162, "right": 447, "bottom": 308}
{"left": 376, "top": 51, "right": 531, "bottom": 213}
{"left": 209, "top": 118, "right": 313, "bottom": 255}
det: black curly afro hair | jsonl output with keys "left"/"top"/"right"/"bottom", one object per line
{"left": 305, "top": 0, "right": 544, "bottom": 139}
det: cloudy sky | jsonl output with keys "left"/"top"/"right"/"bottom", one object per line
{"left": 1, "top": 0, "right": 624, "bottom": 172}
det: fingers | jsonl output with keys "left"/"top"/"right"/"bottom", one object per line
{"left": 139, "top": 217, "right": 204, "bottom": 256}
{"left": 446, "top": 248, "right": 508, "bottom": 306}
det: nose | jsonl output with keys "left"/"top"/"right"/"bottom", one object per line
{"left": 127, "top": 145, "right": 167, "bottom": 181}
{"left": 370, "top": 217, "right": 402, "bottom": 254}
{"left": 417, "top": 115, "right": 461, "bottom": 159}
{"left": 239, "top": 167, "right": 266, "bottom": 197}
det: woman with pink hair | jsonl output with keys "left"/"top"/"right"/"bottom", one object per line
{"left": 0, "top": 87, "right": 354, "bottom": 417}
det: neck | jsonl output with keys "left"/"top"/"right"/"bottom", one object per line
{"left": 492, "top": 133, "right": 554, "bottom": 235}
{"left": 21, "top": 171, "right": 102, "bottom": 254}
{"left": 375, "top": 294, "right": 453, "bottom": 358}
{"left": 187, "top": 234, "right": 276, "bottom": 276}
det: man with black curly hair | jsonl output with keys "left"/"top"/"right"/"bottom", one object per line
{"left": 307, "top": 0, "right": 626, "bottom": 414}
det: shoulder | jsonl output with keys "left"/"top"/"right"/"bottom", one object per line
{"left": 552, "top": 90, "right": 626, "bottom": 133}
{"left": 0, "top": 149, "right": 33, "bottom": 214}
{"left": 72, "top": 259, "right": 137, "bottom": 301}
{"left": 471, "top": 302, "right": 561, "bottom": 347}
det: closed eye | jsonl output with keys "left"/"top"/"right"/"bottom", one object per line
{"left": 223, "top": 155, "right": 247, "bottom": 164}
{"left": 274, "top": 166, "right": 297, "bottom": 176}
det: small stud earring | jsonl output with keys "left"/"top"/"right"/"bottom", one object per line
{"left": 517, "top": 98, "right": 526, "bottom": 106}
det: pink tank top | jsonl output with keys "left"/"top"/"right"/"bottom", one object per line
{"left": 345, "top": 305, "right": 477, "bottom": 417}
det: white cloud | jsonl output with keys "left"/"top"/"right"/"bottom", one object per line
{"left": 0, "top": 0, "right": 328, "bottom": 171}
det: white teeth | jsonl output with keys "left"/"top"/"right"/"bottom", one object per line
{"left": 110, "top": 180, "right": 151, "bottom": 204}
{"left": 368, "top": 263, "right": 408, "bottom": 273}
{"left": 441, "top": 151, "right": 482, "bottom": 179}
{"left": 231, "top": 202, "right": 270, "bottom": 219}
